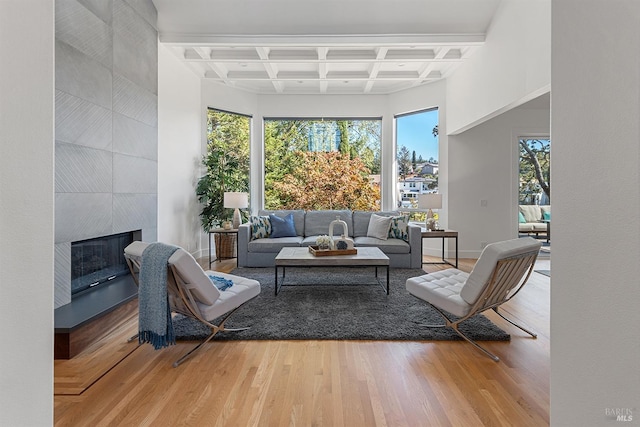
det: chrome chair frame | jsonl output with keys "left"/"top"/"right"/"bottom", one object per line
{"left": 125, "top": 254, "right": 256, "bottom": 368}
{"left": 416, "top": 250, "right": 539, "bottom": 362}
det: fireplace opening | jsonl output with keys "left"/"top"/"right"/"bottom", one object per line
{"left": 71, "top": 230, "right": 140, "bottom": 297}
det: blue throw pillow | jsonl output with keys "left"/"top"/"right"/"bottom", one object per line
{"left": 518, "top": 211, "right": 526, "bottom": 223}
{"left": 543, "top": 211, "right": 551, "bottom": 221}
{"left": 269, "top": 213, "right": 297, "bottom": 238}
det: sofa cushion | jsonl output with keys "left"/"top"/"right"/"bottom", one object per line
{"left": 247, "top": 236, "right": 303, "bottom": 253}
{"left": 406, "top": 270, "right": 471, "bottom": 318}
{"left": 354, "top": 236, "right": 410, "bottom": 254}
{"left": 519, "top": 205, "right": 541, "bottom": 223}
{"left": 269, "top": 213, "right": 297, "bottom": 238}
{"left": 519, "top": 223, "right": 534, "bottom": 232}
{"left": 367, "top": 214, "right": 391, "bottom": 240}
{"left": 250, "top": 215, "right": 271, "bottom": 240}
{"left": 259, "top": 209, "right": 305, "bottom": 236}
{"left": 197, "top": 271, "right": 260, "bottom": 321}
{"left": 388, "top": 214, "right": 409, "bottom": 242}
{"left": 304, "top": 210, "right": 352, "bottom": 237}
{"left": 531, "top": 222, "right": 548, "bottom": 232}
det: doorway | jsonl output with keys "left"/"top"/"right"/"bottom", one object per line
{"left": 518, "top": 138, "right": 551, "bottom": 255}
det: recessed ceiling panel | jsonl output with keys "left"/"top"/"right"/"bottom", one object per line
{"left": 157, "top": 1, "right": 494, "bottom": 94}
{"left": 269, "top": 49, "right": 318, "bottom": 61}
{"left": 326, "top": 49, "right": 377, "bottom": 60}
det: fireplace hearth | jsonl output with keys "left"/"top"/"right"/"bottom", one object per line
{"left": 55, "top": 230, "right": 142, "bottom": 359}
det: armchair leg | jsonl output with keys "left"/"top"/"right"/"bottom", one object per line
{"left": 450, "top": 324, "right": 500, "bottom": 362}
{"left": 417, "top": 301, "right": 501, "bottom": 362}
{"left": 493, "top": 307, "right": 537, "bottom": 338}
{"left": 172, "top": 302, "right": 252, "bottom": 368}
{"left": 173, "top": 329, "right": 218, "bottom": 368}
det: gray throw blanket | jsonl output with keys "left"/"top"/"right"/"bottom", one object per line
{"left": 139, "top": 242, "right": 180, "bottom": 349}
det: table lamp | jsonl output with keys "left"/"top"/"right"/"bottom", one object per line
{"left": 418, "top": 193, "right": 442, "bottom": 230}
{"left": 223, "top": 192, "right": 248, "bottom": 229}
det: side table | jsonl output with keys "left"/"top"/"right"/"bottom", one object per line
{"left": 421, "top": 229, "right": 458, "bottom": 268}
{"left": 208, "top": 228, "right": 239, "bottom": 267}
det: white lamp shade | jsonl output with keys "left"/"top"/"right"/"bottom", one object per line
{"left": 223, "top": 192, "right": 248, "bottom": 209}
{"left": 418, "top": 193, "right": 442, "bottom": 210}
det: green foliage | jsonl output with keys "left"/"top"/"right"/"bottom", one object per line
{"left": 397, "top": 145, "right": 412, "bottom": 179}
{"left": 519, "top": 139, "right": 550, "bottom": 204}
{"left": 264, "top": 119, "right": 381, "bottom": 210}
{"left": 196, "top": 110, "right": 250, "bottom": 230}
{"left": 273, "top": 151, "right": 380, "bottom": 211}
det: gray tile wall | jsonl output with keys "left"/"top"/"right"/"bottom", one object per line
{"left": 54, "top": 0, "right": 157, "bottom": 308}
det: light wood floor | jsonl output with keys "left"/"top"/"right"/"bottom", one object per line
{"left": 54, "top": 256, "right": 550, "bottom": 426}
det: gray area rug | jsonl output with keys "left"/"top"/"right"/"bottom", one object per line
{"left": 173, "top": 267, "right": 510, "bottom": 342}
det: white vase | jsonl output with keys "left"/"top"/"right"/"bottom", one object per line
{"left": 329, "top": 216, "right": 354, "bottom": 250}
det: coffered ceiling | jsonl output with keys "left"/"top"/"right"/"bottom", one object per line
{"left": 153, "top": 0, "right": 502, "bottom": 95}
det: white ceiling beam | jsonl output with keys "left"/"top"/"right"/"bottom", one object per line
{"left": 194, "top": 47, "right": 232, "bottom": 82}
{"left": 317, "top": 47, "right": 328, "bottom": 93}
{"left": 159, "top": 33, "right": 486, "bottom": 46}
{"left": 192, "top": 47, "right": 211, "bottom": 60}
{"left": 411, "top": 47, "right": 448, "bottom": 87}
{"left": 364, "top": 47, "right": 387, "bottom": 93}
{"left": 256, "top": 47, "right": 284, "bottom": 93}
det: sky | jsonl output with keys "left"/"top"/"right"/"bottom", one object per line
{"left": 396, "top": 108, "right": 439, "bottom": 162}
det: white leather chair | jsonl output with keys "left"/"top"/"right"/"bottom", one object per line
{"left": 406, "top": 237, "right": 541, "bottom": 361}
{"left": 124, "top": 241, "right": 260, "bottom": 367}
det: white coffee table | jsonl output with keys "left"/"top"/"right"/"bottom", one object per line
{"left": 274, "top": 246, "right": 390, "bottom": 295}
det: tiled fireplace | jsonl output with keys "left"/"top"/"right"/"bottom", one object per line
{"left": 53, "top": 0, "right": 158, "bottom": 358}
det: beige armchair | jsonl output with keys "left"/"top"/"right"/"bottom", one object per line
{"left": 406, "top": 237, "right": 541, "bottom": 361}
{"left": 124, "top": 241, "right": 260, "bottom": 367}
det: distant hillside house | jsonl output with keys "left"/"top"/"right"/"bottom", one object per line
{"left": 397, "top": 176, "right": 436, "bottom": 207}
{"left": 419, "top": 162, "right": 439, "bottom": 175}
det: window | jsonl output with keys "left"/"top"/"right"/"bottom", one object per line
{"left": 263, "top": 118, "right": 382, "bottom": 210}
{"left": 196, "top": 109, "right": 250, "bottom": 229}
{"left": 519, "top": 138, "right": 550, "bottom": 205}
{"left": 395, "top": 108, "right": 439, "bottom": 213}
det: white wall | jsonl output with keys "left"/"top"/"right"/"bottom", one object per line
{"left": 157, "top": 44, "right": 202, "bottom": 255}
{"left": 551, "top": 1, "right": 640, "bottom": 424}
{"left": 448, "top": 101, "right": 549, "bottom": 258}
{"left": 447, "top": 0, "right": 550, "bottom": 135}
{"left": 0, "top": 1, "right": 54, "bottom": 425}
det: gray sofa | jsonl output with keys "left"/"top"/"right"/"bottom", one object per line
{"left": 237, "top": 209, "right": 422, "bottom": 268}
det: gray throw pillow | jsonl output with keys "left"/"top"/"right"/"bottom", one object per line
{"left": 367, "top": 214, "right": 391, "bottom": 240}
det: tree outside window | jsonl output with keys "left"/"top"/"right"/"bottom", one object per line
{"left": 519, "top": 138, "right": 550, "bottom": 205}
{"left": 264, "top": 119, "right": 381, "bottom": 210}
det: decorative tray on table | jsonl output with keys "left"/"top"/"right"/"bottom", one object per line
{"left": 308, "top": 245, "right": 357, "bottom": 256}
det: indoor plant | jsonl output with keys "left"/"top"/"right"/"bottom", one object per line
{"left": 196, "top": 142, "right": 248, "bottom": 258}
